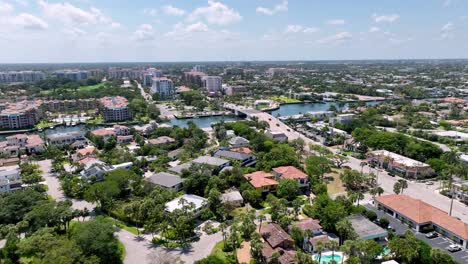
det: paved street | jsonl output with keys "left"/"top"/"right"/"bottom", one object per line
{"left": 36, "top": 159, "right": 95, "bottom": 211}
{"left": 366, "top": 204, "right": 468, "bottom": 263}
{"left": 137, "top": 81, "right": 153, "bottom": 102}
{"left": 117, "top": 228, "right": 222, "bottom": 264}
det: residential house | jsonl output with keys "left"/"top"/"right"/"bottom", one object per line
{"left": 192, "top": 156, "right": 230, "bottom": 170}
{"left": 272, "top": 166, "right": 309, "bottom": 188}
{"left": 348, "top": 215, "right": 388, "bottom": 241}
{"left": 213, "top": 149, "right": 256, "bottom": 167}
{"left": 46, "top": 131, "right": 86, "bottom": 146}
{"left": 376, "top": 194, "right": 468, "bottom": 248}
{"left": 221, "top": 190, "right": 244, "bottom": 208}
{"left": 229, "top": 136, "right": 249, "bottom": 148}
{"left": 0, "top": 134, "right": 44, "bottom": 156}
{"left": 133, "top": 121, "right": 158, "bottom": 135}
{"left": 146, "top": 172, "right": 184, "bottom": 191}
{"left": 367, "top": 150, "right": 435, "bottom": 179}
{"left": 165, "top": 194, "right": 208, "bottom": 217}
{"left": 260, "top": 223, "right": 296, "bottom": 264}
{"left": 329, "top": 113, "right": 356, "bottom": 125}
{"left": 91, "top": 125, "right": 131, "bottom": 142}
{"left": 80, "top": 160, "right": 133, "bottom": 181}
{"left": 244, "top": 171, "right": 279, "bottom": 193}
{"left": 0, "top": 165, "right": 21, "bottom": 192}
{"left": 147, "top": 136, "right": 176, "bottom": 146}
{"left": 265, "top": 130, "right": 288, "bottom": 141}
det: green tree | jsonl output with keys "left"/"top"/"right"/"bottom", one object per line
{"left": 388, "top": 231, "right": 420, "bottom": 264}
{"left": 335, "top": 219, "right": 357, "bottom": 245}
{"left": 277, "top": 178, "right": 300, "bottom": 201}
{"left": 305, "top": 155, "right": 332, "bottom": 183}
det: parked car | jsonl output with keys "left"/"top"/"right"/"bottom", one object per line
{"left": 425, "top": 232, "right": 439, "bottom": 239}
{"left": 388, "top": 172, "right": 395, "bottom": 177}
{"left": 425, "top": 181, "right": 434, "bottom": 185}
{"left": 446, "top": 244, "right": 462, "bottom": 252}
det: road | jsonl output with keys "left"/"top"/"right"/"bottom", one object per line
{"left": 137, "top": 81, "right": 153, "bottom": 102}
{"left": 117, "top": 228, "right": 222, "bottom": 264}
{"left": 245, "top": 106, "right": 468, "bottom": 223}
{"left": 36, "top": 159, "right": 95, "bottom": 211}
{"left": 377, "top": 126, "right": 451, "bottom": 152}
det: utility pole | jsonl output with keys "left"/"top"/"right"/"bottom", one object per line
{"left": 449, "top": 175, "right": 454, "bottom": 216}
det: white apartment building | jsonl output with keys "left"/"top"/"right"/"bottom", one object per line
{"left": 143, "top": 68, "right": 163, "bottom": 87}
{"left": 193, "top": 65, "right": 207, "bottom": 73}
{"left": 202, "top": 76, "right": 222, "bottom": 96}
{"left": 0, "top": 71, "right": 45, "bottom": 83}
{"left": 151, "top": 77, "right": 175, "bottom": 99}
{"left": 54, "top": 70, "right": 89, "bottom": 81}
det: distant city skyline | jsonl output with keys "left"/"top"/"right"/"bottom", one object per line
{"left": 0, "top": 0, "right": 467, "bottom": 63}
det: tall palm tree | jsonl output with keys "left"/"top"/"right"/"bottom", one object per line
{"left": 340, "top": 240, "right": 353, "bottom": 264}
{"left": 257, "top": 214, "right": 266, "bottom": 233}
{"left": 328, "top": 240, "right": 339, "bottom": 262}
{"left": 315, "top": 240, "right": 325, "bottom": 263}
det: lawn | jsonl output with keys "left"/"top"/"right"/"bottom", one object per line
{"left": 210, "top": 241, "right": 236, "bottom": 264}
{"left": 118, "top": 241, "right": 126, "bottom": 261}
{"left": 270, "top": 96, "right": 301, "bottom": 104}
{"left": 229, "top": 207, "right": 248, "bottom": 218}
{"left": 35, "top": 120, "right": 59, "bottom": 129}
{"left": 79, "top": 83, "right": 104, "bottom": 92}
{"left": 100, "top": 216, "right": 140, "bottom": 235}
{"left": 325, "top": 168, "right": 347, "bottom": 196}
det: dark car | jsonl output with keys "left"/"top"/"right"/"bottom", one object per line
{"left": 388, "top": 172, "right": 395, "bottom": 177}
{"left": 425, "top": 232, "right": 439, "bottom": 239}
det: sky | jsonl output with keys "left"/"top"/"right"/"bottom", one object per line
{"left": 0, "top": 0, "right": 467, "bottom": 63}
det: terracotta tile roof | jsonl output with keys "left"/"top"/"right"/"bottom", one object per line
{"left": 91, "top": 128, "right": 116, "bottom": 137}
{"left": 376, "top": 194, "right": 468, "bottom": 239}
{"left": 244, "top": 171, "right": 278, "bottom": 188}
{"left": 292, "top": 218, "right": 322, "bottom": 232}
{"left": 260, "top": 223, "right": 294, "bottom": 249}
{"left": 99, "top": 96, "right": 129, "bottom": 109}
{"left": 308, "top": 234, "right": 329, "bottom": 247}
{"left": 147, "top": 136, "right": 176, "bottom": 145}
{"left": 77, "top": 146, "right": 95, "bottom": 156}
{"left": 78, "top": 157, "right": 97, "bottom": 164}
{"left": 278, "top": 250, "right": 296, "bottom": 264}
{"left": 230, "top": 147, "right": 252, "bottom": 154}
{"left": 273, "top": 166, "right": 307, "bottom": 180}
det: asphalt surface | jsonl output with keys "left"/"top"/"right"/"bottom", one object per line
{"left": 366, "top": 204, "right": 468, "bottom": 263}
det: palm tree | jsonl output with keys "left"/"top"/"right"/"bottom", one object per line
{"left": 398, "top": 179, "right": 408, "bottom": 194}
{"left": 328, "top": 240, "right": 339, "bottom": 262}
{"left": 315, "top": 240, "right": 325, "bottom": 263}
{"left": 257, "top": 214, "right": 266, "bottom": 233}
{"left": 340, "top": 240, "right": 353, "bottom": 264}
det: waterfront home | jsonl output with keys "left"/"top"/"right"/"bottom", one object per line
{"left": 46, "top": 131, "right": 86, "bottom": 146}
{"left": 133, "top": 121, "right": 158, "bottom": 135}
{"left": 272, "top": 166, "right": 309, "bottom": 188}
{"left": 375, "top": 194, "right": 468, "bottom": 248}
{"left": 192, "top": 156, "right": 230, "bottom": 171}
{"left": 80, "top": 160, "right": 133, "bottom": 181}
{"left": 213, "top": 149, "right": 256, "bottom": 167}
{"left": 0, "top": 134, "right": 44, "bottom": 156}
{"left": 329, "top": 113, "right": 356, "bottom": 125}
{"left": 90, "top": 125, "right": 130, "bottom": 142}
{"left": 146, "top": 172, "right": 184, "bottom": 191}
{"left": 367, "top": 150, "right": 435, "bottom": 179}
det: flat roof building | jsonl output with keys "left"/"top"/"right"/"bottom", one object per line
{"left": 368, "top": 150, "right": 435, "bottom": 179}
{"left": 99, "top": 96, "right": 132, "bottom": 122}
{"left": 348, "top": 215, "right": 388, "bottom": 241}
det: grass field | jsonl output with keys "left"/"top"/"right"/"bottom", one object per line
{"left": 270, "top": 96, "right": 301, "bottom": 104}
{"left": 40, "top": 83, "right": 104, "bottom": 95}
{"left": 326, "top": 168, "right": 347, "bottom": 195}
{"left": 210, "top": 241, "right": 235, "bottom": 263}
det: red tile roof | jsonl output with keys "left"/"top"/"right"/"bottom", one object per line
{"left": 244, "top": 171, "right": 278, "bottom": 188}
{"left": 230, "top": 147, "right": 252, "bottom": 154}
{"left": 273, "top": 166, "right": 307, "bottom": 179}
{"left": 260, "top": 223, "right": 294, "bottom": 249}
{"left": 77, "top": 146, "right": 95, "bottom": 156}
{"left": 91, "top": 128, "right": 116, "bottom": 137}
{"left": 376, "top": 194, "right": 468, "bottom": 239}
{"left": 292, "top": 218, "right": 322, "bottom": 232}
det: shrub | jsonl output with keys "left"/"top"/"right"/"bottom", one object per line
{"left": 379, "top": 217, "right": 390, "bottom": 228}
{"left": 365, "top": 211, "right": 378, "bottom": 221}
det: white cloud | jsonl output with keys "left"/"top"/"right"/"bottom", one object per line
{"left": 63, "top": 27, "right": 86, "bottom": 37}
{"left": 188, "top": 0, "right": 242, "bottom": 26}
{"left": 143, "top": 8, "right": 158, "bottom": 17}
{"left": 38, "top": 0, "right": 119, "bottom": 27}
{"left": 318, "top": 31, "right": 352, "bottom": 45}
{"left": 133, "top": 24, "right": 154, "bottom": 41}
{"left": 327, "top": 19, "right": 346, "bottom": 26}
{"left": 186, "top": 22, "right": 208, "bottom": 32}
{"left": 372, "top": 13, "right": 400, "bottom": 23}
{"left": 441, "top": 22, "right": 454, "bottom": 39}
{"left": 256, "top": 0, "right": 288, "bottom": 16}
{"left": 11, "top": 13, "right": 48, "bottom": 30}
{"left": 369, "top": 26, "right": 380, "bottom": 33}
{"left": 0, "top": 1, "right": 13, "bottom": 14}
{"left": 285, "top": 24, "right": 318, "bottom": 34}
{"left": 163, "top": 5, "right": 185, "bottom": 16}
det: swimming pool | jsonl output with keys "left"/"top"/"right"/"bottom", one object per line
{"left": 313, "top": 252, "right": 343, "bottom": 263}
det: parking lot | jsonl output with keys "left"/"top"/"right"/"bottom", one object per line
{"left": 365, "top": 204, "right": 468, "bottom": 263}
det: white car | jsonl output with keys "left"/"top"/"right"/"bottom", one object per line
{"left": 446, "top": 244, "right": 462, "bottom": 252}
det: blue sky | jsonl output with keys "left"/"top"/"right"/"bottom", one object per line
{"left": 0, "top": 0, "right": 467, "bottom": 62}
